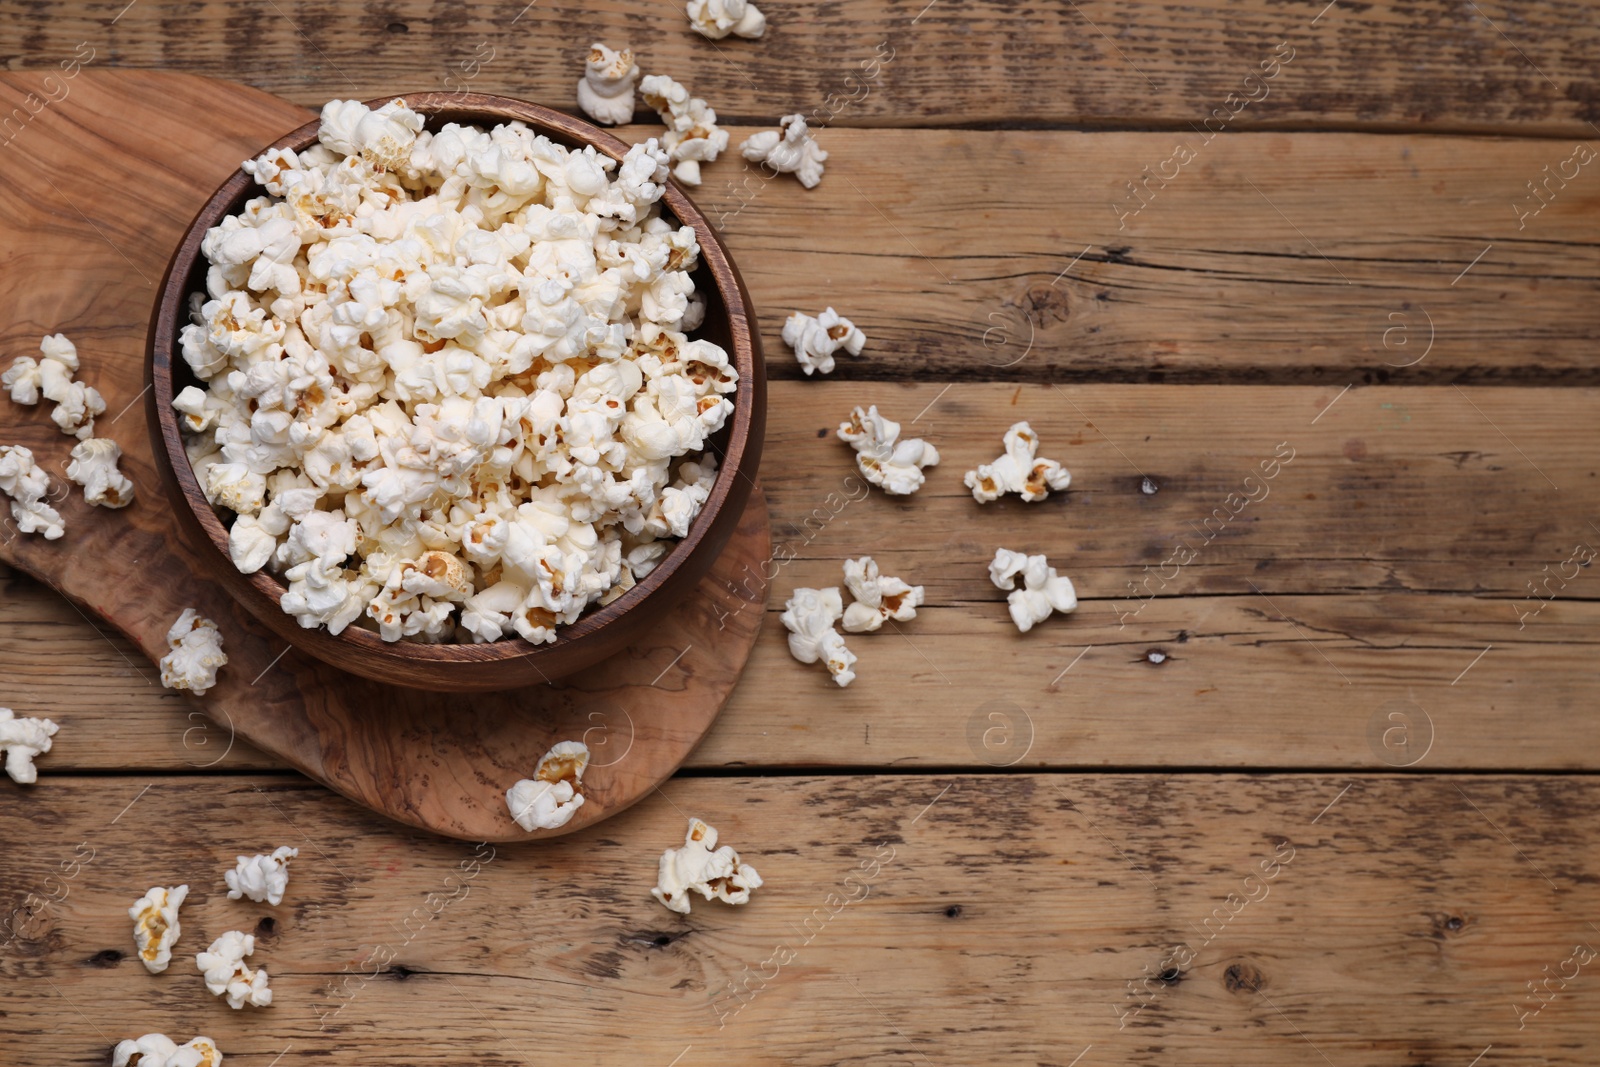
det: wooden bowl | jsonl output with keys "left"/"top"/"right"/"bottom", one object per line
{"left": 146, "top": 92, "right": 765, "bottom": 693}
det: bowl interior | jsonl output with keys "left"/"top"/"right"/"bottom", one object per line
{"left": 150, "top": 93, "right": 760, "bottom": 666}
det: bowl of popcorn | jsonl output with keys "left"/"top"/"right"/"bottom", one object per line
{"left": 146, "top": 93, "right": 764, "bottom": 692}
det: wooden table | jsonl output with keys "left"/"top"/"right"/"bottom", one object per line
{"left": 3, "top": 2, "right": 1599, "bottom": 1063}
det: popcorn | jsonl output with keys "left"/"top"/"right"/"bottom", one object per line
{"left": 782, "top": 307, "right": 865, "bottom": 376}
{"left": 4, "top": 334, "right": 105, "bottom": 440}
{"left": 318, "top": 97, "right": 425, "bottom": 170}
{"left": 576, "top": 43, "right": 639, "bottom": 126}
{"left": 129, "top": 884, "right": 189, "bottom": 973}
{"left": 780, "top": 586, "right": 856, "bottom": 687}
{"left": 158, "top": 608, "right": 229, "bottom": 695}
{"left": 171, "top": 386, "right": 227, "bottom": 433}
{"left": 653, "top": 817, "right": 763, "bottom": 914}
{"left": 506, "top": 739, "right": 590, "bottom": 831}
{"left": 112, "top": 1034, "right": 222, "bottom": 1067}
{"left": 841, "top": 556, "right": 922, "bottom": 633}
{"left": 988, "top": 548, "right": 1077, "bottom": 633}
{"left": 0, "top": 357, "right": 42, "bottom": 404}
{"left": 640, "top": 74, "right": 729, "bottom": 186}
{"left": 66, "top": 437, "right": 135, "bottom": 508}
{"left": 178, "top": 98, "right": 734, "bottom": 646}
{"left": 740, "top": 114, "right": 827, "bottom": 188}
{"left": 206, "top": 462, "right": 266, "bottom": 516}
{"left": 964, "top": 421, "right": 1070, "bottom": 503}
{"left": 0, "top": 707, "right": 57, "bottom": 784}
{"left": 49, "top": 377, "right": 107, "bottom": 439}
{"left": 225, "top": 846, "right": 299, "bottom": 906}
{"left": 687, "top": 0, "right": 766, "bottom": 39}
{"left": 196, "top": 930, "right": 272, "bottom": 1009}
{"left": 0, "top": 445, "right": 65, "bottom": 540}
{"left": 837, "top": 405, "right": 939, "bottom": 496}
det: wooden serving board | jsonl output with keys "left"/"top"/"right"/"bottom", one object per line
{"left": 0, "top": 69, "right": 770, "bottom": 841}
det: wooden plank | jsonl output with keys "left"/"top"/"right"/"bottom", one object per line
{"left": 689, "top": 128, "right": 1600, "bottom": 385}
{"left": 3, "top": 773, "right": 1598, "bottom": 1064}
{"left": 10, "top": 382, "right": 1598, "bottom": 772}
{"left": 7, "top": 1, "right": 1600, "bottom": 134}
{"left": 13, "top": 582, "right": 1600, "bottom": 772}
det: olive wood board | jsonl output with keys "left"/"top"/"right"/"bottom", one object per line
{"left": 0, "top": 70, "right": 772, "bottom": 842}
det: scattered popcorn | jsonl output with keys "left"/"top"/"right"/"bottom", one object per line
{"left": 640, "top": 74, "right": 729, "bottom": 185}
{"left": 841, "top": 556, "right": 922, "bottom": 633}
{"left": 506, "top": 739, "right": 590, "bottom": 831}
{"left": 964, "top": 421, "right": 1070, "bottom": 504}
{"left": 196, "top": 930, "right": 272, "bottom": 1009}
{"left": 652, "top": 817, "right": 763, "bottom": 914}
{"left": 0, "top": 445, "right": 64, "bottom": 540}
{"left": 158, "top": 608, "right": 229, "bottom": 695}
{"left": 739, "top": 114, "right": 827, "bottom": 188}
{"left": 112, "top": 1034, "right": 222, "bottom": 1067}
{"left": 988, "top": 548, "right": 1077, "bottom": 633}
{"left": 780, "top": 586, "right": 856, "bottom": 686}
{"left": 576, "top": 43, "right": 639, "bottom": 125}
{"left": 67, "top": 437, "right": 135, "bottom": 508}
{"left": 837, "top": 405, "right": 939, "bottom": 496}
{"left": 3, "top": 334, "right": 106, "bottom": 440}
{"left": 225, "top": 846, "right": 298, "bottom": 906}
{"left": 129, "top": 884, "right": 189, "bottom": 974}
{"left": 179, "top": 98, "right": 737, "bottom": 646}
{"left": 782, "top": 307, "right": 865, "bottom": 376}
{"left": 687, "top": 0, "right": 766, "bottom": 39}
{"left": 0, "top": 707, "right": 57, "bottom": 784}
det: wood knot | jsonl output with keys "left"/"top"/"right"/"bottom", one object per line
{"left": 253, "top": 916, "right": 278, "bottom": 940}
{"left": 10, "top": 898, "right": 55, "bottom": 942}
{"left": 945, "top": 905, "right": 963, "bottom": 918}
{"left": 1430, "top": 912, "right": 1471, "bottom": 939}
{"left": 1007, "top": 284, "right": 1070, "bottom": 329}
{"left": 85, "top": 948, "right": 124, "bottom": 967}
{"left": 1223, "top": 961, "right": 1265, "bottom": 994}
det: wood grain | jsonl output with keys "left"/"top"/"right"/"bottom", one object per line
{"left": 5, "top": 0, "right": 1600, "bottom": 134}
{"left": 12, "top": 380, "right": 1599, "bottom": 772}
{"left": 691, "top": 128, "right": 1600, "bottom": 386}
{"left": 3, "top": 773, "right": 1598, "bottom": 1065}
{"left": 14, "top": 581, "right": 1600, "bottom": 773}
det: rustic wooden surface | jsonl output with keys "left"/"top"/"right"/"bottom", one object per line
{"left": 4, "top": 0, "right": 1600, "bottom": 135}
{"left": 5, "top": 775, "right": 1600, "bottom": 1065}
{"left": 2, "top": 0, "right": 1599, "bottom": 1059}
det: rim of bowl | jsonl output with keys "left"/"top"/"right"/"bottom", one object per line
{"left": 148, "top": 91, "right": 761, "bottom": 664}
